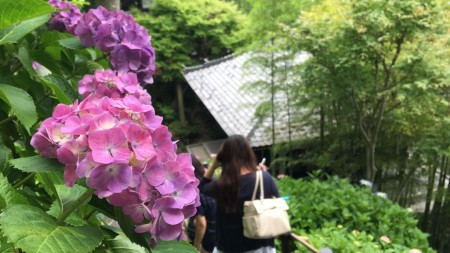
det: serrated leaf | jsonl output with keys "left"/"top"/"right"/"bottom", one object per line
{"left": 16, "top": 46, "right": 34, "bottom": 75}
{"left": 0, "top": 234, "right": 14, "bottom": 252}
{"left": 47, "top": 185, "right": 89, "bottom": 226}
{"left": 114, "top": 207, "right": 151, "bottom": 250}
{"left": 0, "top": 144, "right": 12, "bottom": 173}
{"left": 0, "top": 204, "right": 102, "bottom": 253}
{"left": 17, "top": 46, "right": 52, "bottom": 77}
{"left": 58, "top": 37, "right": 84, "bottom": 50}
{"left": 36, "top": 172, "right": 64, "bottom": 198}
{"left": 0, "top": 15, "right": 51, "bottom": 45}
{"left": 104, "top": 233, "right": 149, "bottom": 253}
{"left": 0, "top": 173, "right": 27, "bottom": 210}
{"left": 0, "top": 0, "right": 54, "bottom": 30}
{"left": 10, "top": 156, "right": 63, "bottom": 173}
{"left": 39, "top": 75, "right": 78, "bottom": 104}
{"left": 153, "top": 241, "right": 197, "bottom": 253}
{"left": 87, "top": 60, "right": 105, "bottom": 72}
{"left": 0, "top": 83, "right": 37, "bottom": 133}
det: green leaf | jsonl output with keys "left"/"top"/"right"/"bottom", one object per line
{"left": 0, "top": 83, "right": 37, "bottom": 133}
{"left": 0, "top": 204, "right": 102, "bottom": 253}
{"left": 10, "top": 156, "right": 63, "bottom": 173}
{"left": 0, "top": 144, "right": 12, "bottom": 173}
{"left": 87, "top": 60, "right": 105, "bottom": 72}
{"left": 0, "top": 0, "right": 54, "bottom": 30}
{"left": 89, "top": 195, "right": 115, "bottom": 219}
{"left": 0, "top": 173, "right": 27, "bottom": 210}
{"left": 58, "top": 37, "right": 84, "bottom": 50}
{"left": 153, "top": 241, "right": 197, "bottom": 253}
{"left": 36, "top": 172, "right": 64, "bottom": 198}
{"left": 47, "top": 185, "right": 89, "bottom": 226}
{"left": 114, "top": 207, "right": 151, "bottom": 250}
{"left": 0, "top": 234, "right": 14, "bottom": 253}
{"left": 103, "top": 233, "right": 149, "bottom": 253}
{"left": 0, "top": 15, "right": 51, "bottom": 45}
{"left": 39, "top": 75, "right": 78, "bottom": 104}
{"left": 16, "top": 46, "right": 34, "bottom": 75}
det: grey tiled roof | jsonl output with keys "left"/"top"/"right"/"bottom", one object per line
{"left": 182, "top": 53, "right": 310, "bottom": 147}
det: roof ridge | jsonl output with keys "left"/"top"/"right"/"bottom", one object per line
{"left": 182, "top": 54, "right": 238, "bottom": 74}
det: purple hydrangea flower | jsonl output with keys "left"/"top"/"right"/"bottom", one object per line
{"left": 87, "top": 163, "right": 132, "bottom": 198}
{"left": 110, "top": 44, "right": 155, "bottom": 83}
{"left": 48, "top": 0, "right": 82, "bottom": 34}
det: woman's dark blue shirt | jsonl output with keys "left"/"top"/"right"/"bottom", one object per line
{"left": 200, "top": 171, "right": 280, "bottom": 253}
{"left": 188, "top": 193, "right": 217, "bottom": 252}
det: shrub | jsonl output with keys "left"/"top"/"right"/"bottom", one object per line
{"left": 277, "top": 176, "right": 434, "bottom": 252}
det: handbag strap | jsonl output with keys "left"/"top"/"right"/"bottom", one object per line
{"left": 251, "top": 170, "right": 265, "bottom": 200}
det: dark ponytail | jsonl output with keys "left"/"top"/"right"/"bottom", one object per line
{"left": 215, "top": 135, "right": 257, "bottom": 212}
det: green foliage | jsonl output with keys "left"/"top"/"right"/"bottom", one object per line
{"left": 305, "top": 225, "right": 423, "bottom": 253}
{"left": 0, "top": 0, "right": 54, "bottom": 30}
{"left": 153, "top": 240, "right": 199, "bottom": 253}
{"left": 10, "top": 156, "right": 63, "bottom": 173}
{"left": 0, "top": 173, "right": 27, "bottom": 209}
{"left": 131, "top": 0, "right": 244, "bottom": 146}
{"left": 47, "top": 185, "right": 90, "bottom": 226}
{"left": 0, "top": 83, "right": 37, "bottom": 133}
{"left": 0, "top": 204, "right": 103, "bottom": 253}
{"left": 99, "top": 233, "right": 149, "bottom": 253}
{"left": 277, "top": 176, "right": 434, "bottom": 252}
{"left": 0, "top": 15, "right": 52, "bottom": 45}
{"left": 285, "top": 0, "right": 450, "bottom": 180}
{"left": 68, "top": 0, "right": 89, "bottom": 8}
{"left": 133, "top": 0, "right": 246, "bottom": 82}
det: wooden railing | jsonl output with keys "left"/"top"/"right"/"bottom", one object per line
{"left": 280, "top": 233, "right": 331, "bottom": 253}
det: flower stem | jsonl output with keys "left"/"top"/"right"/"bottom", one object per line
{"left": 56, "top": 188, "right": 95, "bottom": 225}
{"left": 13, "top": 173, "right": 36, "bottom": 188}
{"left": 0, "top": 116, "right": 15, "bottom": 127}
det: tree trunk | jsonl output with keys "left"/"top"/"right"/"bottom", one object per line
{"left": 98, "top": 0, "right": 120, "bottom": 11}
{"left": 319, "top": 105, "right": 324, "bottom": 148}
{"left": 365, "top": 141, "right": 377, "bottom": 182}
{"left": 429, "top": 156, "right": 448, "bottom": 246}
{"left": 176, "top": 82, "right": 186, "bottom": 126}
{"left": 438, "top": 179, "right": 450, "bottom": 251}
{"left": 422, "top": 159, "right": 438, "bottom": 230}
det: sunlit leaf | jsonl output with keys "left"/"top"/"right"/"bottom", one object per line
{"left": 103, "top": 233, "right": 149, "bottom": 253}
{"left": 153, "top": 240, "right": 197, "bottom": 253}
{"left": 10, "top": 156, "right": 63, "bottom": 173}
{"left": 0, "top": 204, "right": 102, "bottom": 253}
{"left": 0, "top": 174, "right": 27, "bottom": 210}
{"left": 0, "top": 15, "right": 51, "bottom": 45}
{"left": 47, "top": 184, "right": 89, "bottom": 226}
{"left": 0, "top": 0, "right": 54, "bottom": 30}
{"left": 0, "top": 83, "right": 37, "bottom": 133}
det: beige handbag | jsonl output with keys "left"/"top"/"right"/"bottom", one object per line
{"left": 242, "top": 170, "right": 291, "bottom": 239}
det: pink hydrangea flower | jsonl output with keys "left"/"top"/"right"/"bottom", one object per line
{"left": 40, "top": 0, "right": 196, "bottom": 241}
{"left": 88, "top": 128, "right": 131, "bottom": 164}
{"left": 31, "top": 70, "right": 200, "bottom": 244}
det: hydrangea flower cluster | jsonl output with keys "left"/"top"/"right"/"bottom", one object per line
{"left": 31, "top": 70, "right": 199, "bottom": 242}
{"left": 48, "top": 0, "right": 156, "bottom": 85}
{"left": 47, "top": 0, "right": 82, "bottom": 34}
